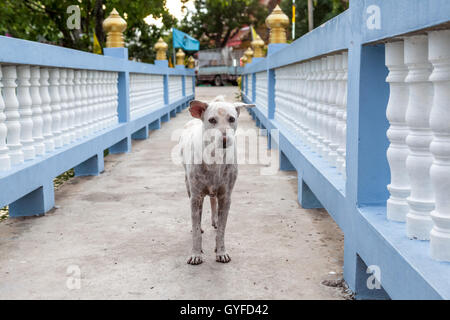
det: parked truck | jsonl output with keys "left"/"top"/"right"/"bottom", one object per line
{"left": 195, "top": 47, "right": 244, "bottom": 86}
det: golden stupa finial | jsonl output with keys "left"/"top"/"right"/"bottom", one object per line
{"left": 251, "top": 34, "right": 265, "bottom": 58}
{"left": 154, "top": 37, "right": 168, "bottom": 60}
{"left": 176, "top": 48, "right": 186, "bottom": 65}
{"left": 103, "top": 8, "right": 127, "bottom": 48}
{"left": 187, "top": 56, "right": 195, "bottom": 68}
{"left": 241, "top": 55, "right": 248, "bottom": 66}
{"left": 244, "top": 47, "right": 254, "bottom": 64}
{"left": 265, "top": 5, "right": 289, "bottom": 44}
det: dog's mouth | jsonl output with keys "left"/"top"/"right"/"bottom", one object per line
{"left": 222, "top": 138, "right": 227, "bottom": 149}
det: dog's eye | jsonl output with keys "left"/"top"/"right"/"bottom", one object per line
{"left": 229, "top": 116, "right": 235, "bottom": 123}
{"left": 208, "top": 118, "right": 217, "bottom": 124}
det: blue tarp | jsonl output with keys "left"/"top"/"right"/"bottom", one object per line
{"left": 172, "top": 28, "right": 200, "bottom": 52}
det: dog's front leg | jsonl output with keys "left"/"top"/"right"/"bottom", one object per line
{"left": 187, "top": 195, "right": 204, "bottom": 265}
{"left": 215, "top": 195, "right": 231, "bottom": 263}
{"left": 210, "top": 196, "right": 218, "bottom": 229}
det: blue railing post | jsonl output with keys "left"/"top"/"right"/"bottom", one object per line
{"left": 104, "top": 47, "right": 131, "bottom": 154}
{"left": 104, "top": 48, "right": 130, "bottom": 123}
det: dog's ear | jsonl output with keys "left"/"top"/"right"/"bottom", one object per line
{"left": 234, "top": 102, "right": 255, "bottom": 116}
{"left": 189, "top": 100, "right": 208, "bottom": 119}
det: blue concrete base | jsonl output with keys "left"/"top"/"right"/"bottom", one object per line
{"left": 297, "top": 174, "right": 323, "bottom": 209}
{"left": 170, "top": 109, "right": 177, "bottom": 118}
{"left": 280, "top": 151, "right": 295, "bottom": 171}
{"left": 9, "top": 180, "right": 54, "bottom": 217}
{"left": 110, "top": 136, "right": 131, "bottom": 154}
{"left": 74, "top": 153, "right": 104, "bottom": 176}
{"left": 161, "top": 113, "right": 170, "bottom": 123}
{"left": 149, "top": 118, "right": 161, "bottom": 130}
{"left": 131, "top": 126, "right": 149, "bottom": 140}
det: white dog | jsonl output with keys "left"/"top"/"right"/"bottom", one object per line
{"left": 179, "top": 96, "right": 254, "bottom": 265}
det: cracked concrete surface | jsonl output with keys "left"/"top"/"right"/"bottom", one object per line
{"left": 0, "top": 86, "right": 345, "bottom": 300}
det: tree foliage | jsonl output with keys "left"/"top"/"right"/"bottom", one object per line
{"left": 0, "top": 0, "right": 176, "bottom": 62}
{"left": 280, "top": 0, "right": 349, "bottom": 41}
{"left": 178, "top": 0, "right": 268, "bottom": 49}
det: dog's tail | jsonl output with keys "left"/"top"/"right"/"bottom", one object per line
{"left": 211, "top": 95, "right": 225, "bottom": 103}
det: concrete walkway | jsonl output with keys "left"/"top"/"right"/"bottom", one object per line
{"left": 0, "top": 86, "right": 345, "bottom": 300}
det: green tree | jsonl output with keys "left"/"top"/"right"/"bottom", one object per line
{"left": 0, "top": 0, "right": 177, "bottom": 62}
{"left": 178, "top": 0, "right": 268, "bottom": 49}
{"left": 280, "top": 0, "right": 349, "bottom": 41}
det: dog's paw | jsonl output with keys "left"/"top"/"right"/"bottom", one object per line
{"left": 216, "top": 252, "right": 231, "bottom": 263}
{"left": 211, "top": 221, "right": 217, "bottom": 229}
{"left": 187, "top": 254, "right": 203, "bottom": 265}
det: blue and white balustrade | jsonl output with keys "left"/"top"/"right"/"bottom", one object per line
{"left": 274, "top": 52, "right": 348, "bottom": 176}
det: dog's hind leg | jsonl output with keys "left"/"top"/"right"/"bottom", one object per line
{"left": 215, "top": 195, "right": 232, "bottom": 263}
{"left": 210, "top": 196, "right": 218, "bottom": 229}
{"left": 187, "top": 195, "right": 204, "bottom": 265}
{"left": 184, "top": 174, "right": 191, "bottom": 198}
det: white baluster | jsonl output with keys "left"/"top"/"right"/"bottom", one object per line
{"left": 73, "top": 70, "right": 83, "bottom": 139}
{"left": 97, "top": 71, "right": 105, "bottom": 130}
{"left": 86, "top": 71, "right": 95, "bottom": 134}
{"left": 66, "top": 69, "right": 76, "bottom": 142}
{"left": 322, "top": 56, "right": 333, "bottom": 160}
{"left": 337, "top": 52, "right": 348, "bottom": 176}
{"left": 105, "top": 72, "right": 112, "bottom": 126}
{"left": 385, "top": 41, "right": 410, "bottom": 222}
{"left": 94, "top": 70, "right": 102, "bottom": 131}
{"left": 80, "top": 70, "right": 89, "bottom": 137}
{"left": 300, "top": 63, "right": 309, "bottom": 144}
{"left": 113, "top": 72, "right": 119, "bottom": 125}
{"left": 404, "top": 35, "right": 434, "bottom": 240}
{"left": 130, "top": 74, "right": 135, "bottom": 119}
{"left": 0, "top": 66, "right": 11, "bottom": 170}
{"left": 429, "top": 30, "right": 450, "bottom": 260}
{"left": 59, "top": 69, "right": 70, "bottom": 145}
{"left": 101, "top": 72, "right": 109, "bottom": 129}
{"left": 3, "top": 66, "right": 24, "bottom": 165}
{"left": 304, "top": 61, "right": 313, "bottom": 147}
{"left": 315, "top": 58, "right": 325, "bottom": 154}
{"left": 40, "top": 68, "right": 54, "bottom": 152}
{"left": 17, "top": 66, "right": 35, "bottom": 160}
{"left": 30, "top": 66, "right": 45, "bottom": 156}
{"left": 327, "top": 55, "right": 340, "bottom": 166}
{"left": 49, "top": 68, "right": 62, "bottom": 148}
{"left": 307, "top": 60, "right": 318, "bottom": 149}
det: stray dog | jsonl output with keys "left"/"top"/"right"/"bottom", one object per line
{"left": 179, "top": 96, "right": 254, "bottom": 265}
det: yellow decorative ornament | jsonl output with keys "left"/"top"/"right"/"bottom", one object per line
{"left": 244, "top": 47, "right": 254, "bottom": 64}
{"left": 242, "top": 55, "right": 248, "bottom": 66}
{"left": 265, "top": 5, "right": 289, "bottom": 44}
{"left": 251, "top": 34, "right": 265, "bottom": 58}
{"left": 154, "top": 37, "right": 168, "bottom": 60}
{"left": 102, "top": 8, "right": 127, "bottom": 48}
{"left": 187, "top": 56, "right": 195, "bottom": 68}
{"left": 176, "top": 49, "right": 186, "bottom": 65}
